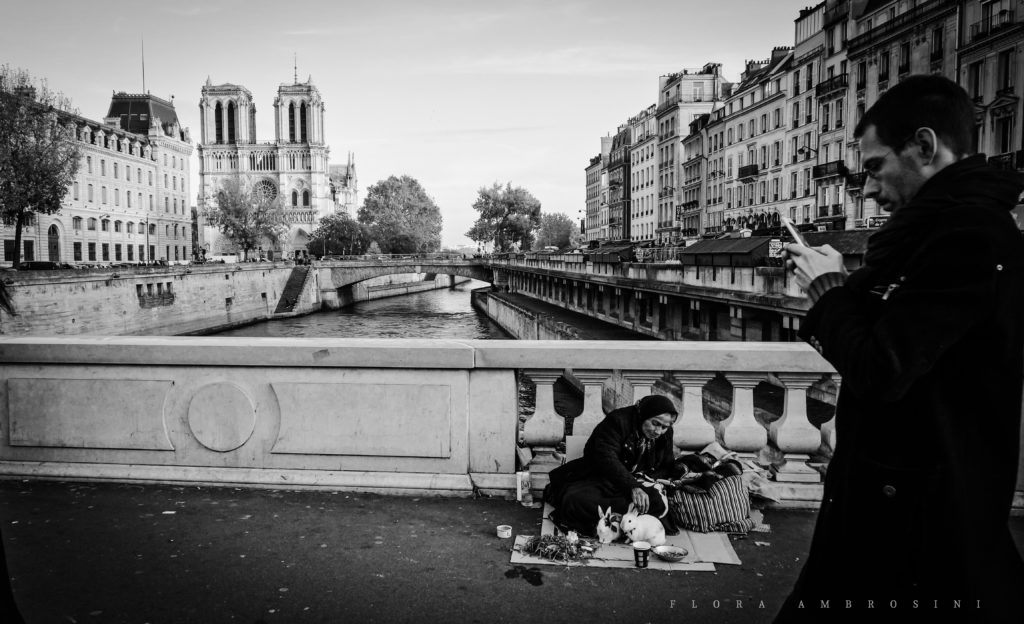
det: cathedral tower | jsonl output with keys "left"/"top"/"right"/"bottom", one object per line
{"left": 197, "top": 75, "right": 340, "bottom": 259}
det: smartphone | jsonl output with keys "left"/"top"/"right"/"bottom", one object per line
{"left": 780, "top": 216, "right": 809, "bottom": 247}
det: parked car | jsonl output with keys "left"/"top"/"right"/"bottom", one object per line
{"left": 17, "top": 261, "right": 62, "bottom": 270}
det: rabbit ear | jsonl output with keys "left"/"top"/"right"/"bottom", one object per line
{"left": 597, "top": 505, "right": 605, "bottom": 519}
{"left": 626, "top": 503, "right": 636, "bottom": 515}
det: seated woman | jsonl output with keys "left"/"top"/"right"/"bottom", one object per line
{"left": 545, "top": 394, "right": 678, "bottom": 536}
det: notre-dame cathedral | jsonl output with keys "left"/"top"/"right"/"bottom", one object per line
{"left": 197, "top": 75, "right": 357, "bottom": 259}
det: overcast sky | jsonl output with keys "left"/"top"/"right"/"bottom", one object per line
{"left": 2, "top": 0, "right": 816, "bottom": 248}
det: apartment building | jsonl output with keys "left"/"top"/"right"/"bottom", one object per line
{"left": 628, "top": 105, "right": 658, "bottom": 243}
{"left": 654, "top": 64, "right": 725, "bottom": 243}
{"left": 846, "top": 0, "right": 960, "bottom": 223}
{"left": 958, "top": 0, "right": 1024, "bottom": 171}
{"left": 723, "top": 48, "right": 793, "bottom": 233}
{"left": 1, "top": 91, "right": 194, "bottom": 266}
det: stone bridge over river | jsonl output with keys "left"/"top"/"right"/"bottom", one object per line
{"left": 317, "top": 255, "right": 493, "bottom": 290}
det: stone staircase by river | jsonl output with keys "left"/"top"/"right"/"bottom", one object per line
{"left": 274, "top": 266, "right": 310, "bottom": 313}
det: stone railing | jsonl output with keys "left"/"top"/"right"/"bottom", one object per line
{"left": 2, "top": 337, "right": 1020, "bottom": 509}
{"left": 0, "top": 337, "right": 833, "bottom": 502}
{"left": 488, "top": 256, "right": 807, "bottom": 305}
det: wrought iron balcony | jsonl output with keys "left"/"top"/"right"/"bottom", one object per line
{"left": 845, "top": 171, "right": 868, "bottom": 189}
{"left": 988, "top": 151, "right": 1024, "bottom": 171}
{"left": 656, "top": 94, "right": 682, "bottom": 114}
{"left": 848, "top": 0, "right": 956, "bottom": 52}
{"left": 737, "top": 164, "right": 761, "bottom": 181}
{"left": 815, "top": 74, "right": 848, "bottom": 98}
{"left": 970, "top": 10, "right": 1018, "bottom": 43}
{"left": 813, "top": 160, "right": 846, "bottom": 179}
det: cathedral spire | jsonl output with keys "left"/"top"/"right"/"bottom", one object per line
{"left": 293, "top": 53, "right": 298, "bottom": 84}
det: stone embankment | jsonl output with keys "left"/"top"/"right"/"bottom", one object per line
{"left": 0, "top": 264, "right": 462, "bottom": 336}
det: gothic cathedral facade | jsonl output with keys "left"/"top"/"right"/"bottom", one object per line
{"left": 197, "top": 77, "right": 355, "bottom": 259}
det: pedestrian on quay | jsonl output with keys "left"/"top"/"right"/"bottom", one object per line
{"left": 777, "top": 74, "right": 1024, "bottom": 623}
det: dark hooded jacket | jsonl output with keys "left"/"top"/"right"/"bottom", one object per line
{"left": 547, "top": 404, "right": 675, "bottom": 498}
{"left": 775, "top": 155, "right": 1024, "bottom": 622}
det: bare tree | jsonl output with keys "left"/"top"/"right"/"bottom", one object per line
{"left": 0, "top": 65, "right": 82, "bottom": 267}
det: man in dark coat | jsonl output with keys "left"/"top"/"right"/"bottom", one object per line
{"left": 778, "top": 75, "right": 1024, "bottom": 622}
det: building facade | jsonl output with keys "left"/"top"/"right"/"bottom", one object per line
{"left": 722, "top": 49, "right": 793, "bottom": 232}
{"left": 1, "top": 91, "right": 194, "bottom": 267}
{"left": 958, "top": 0, "right": 1024, "bottom": 177}
{"left": 628, "top": 105, "right": 658, "bottom": 242}
{"left": 607, "top": 125, "right": 632, "bottom": 240}
{"left": 197, "top": 76, "right": 338, "bottom": 259}
{"left": 654, "top": 64, "right": 726, "bottom": 244}
{"left": 584, "top": 154, "right": 603, "bottom": 242}
{"left": 587, "top": 0, "right": 1023, "bottom": 244}
{"left": 844, "top": 0, "right": 960, "bottom": 226}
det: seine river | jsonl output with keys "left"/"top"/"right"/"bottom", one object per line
{"left": 215, "top": 279, "right": 512, "bottom": 339}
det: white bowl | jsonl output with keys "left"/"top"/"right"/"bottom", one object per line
{"left": 652, "top": 545, "right": 688, "bottom": 562}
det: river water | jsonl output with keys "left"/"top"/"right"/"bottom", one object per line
{"left": 216, "top": 279, "right": 511, "bottom": 339}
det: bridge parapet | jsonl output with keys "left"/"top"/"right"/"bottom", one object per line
{"left": 0, "top": 337, "right": 870, "bottom": 505}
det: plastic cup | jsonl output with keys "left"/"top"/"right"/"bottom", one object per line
{"left": 633, "top": 541, "right": 651, "bottom": 568}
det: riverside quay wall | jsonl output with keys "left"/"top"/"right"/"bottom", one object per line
{"left": 0, "top": 264, "right": 460, "bottom": 336}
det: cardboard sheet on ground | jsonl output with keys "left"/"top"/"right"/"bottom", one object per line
{"left": 508, "top": 504, "right": 741, "bottom": 570}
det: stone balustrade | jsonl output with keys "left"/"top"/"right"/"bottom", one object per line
{"left": 3, "top": 336, "right": 1023, "bottom": 509}
{"left": 0, "top": 337, "right": 850, "bottom": 504}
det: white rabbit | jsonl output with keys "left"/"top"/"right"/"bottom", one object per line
{"left": 620, "top": 503, "right": 667, "bottom": 546}
{"left": 596, "top": 505, "right": 622, "bottom": 544}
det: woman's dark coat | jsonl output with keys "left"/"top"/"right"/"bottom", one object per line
{"left": 775, "top": 156, "right": 1024, "bottom": 622}
{"left": 547, "top": 405, "right": 674, "bottom": 501}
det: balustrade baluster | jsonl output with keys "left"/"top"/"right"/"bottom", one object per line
{"left": 671, "top": 372, "right": 716, "bottom": 451}
{"left": 771, "top": 373, "right": 824, "bottom": 483}
{"left": 721, "top": 373, "right": 768, "bottom": 454}
{"left": 621, "top": 371, "right": 662, "bottom": 400}
{"left": 570, "top": 369, "right": 612, "bottom": 440}
{"left": 520, "top": 370, "right": 564, "bottom": 467}
{"left": 819, "top": 377, "right": 839, "bottom": 453}
{"left": 560, "top": 369, "right": 610, "bottom": 462}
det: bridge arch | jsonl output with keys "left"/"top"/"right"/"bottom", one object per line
{"left": 319, "top": 261, "right": 493, "bottom": 291}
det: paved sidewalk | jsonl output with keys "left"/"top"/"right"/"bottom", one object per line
{"left": 0, "top": 479, "right": 1021, "bottom": 624}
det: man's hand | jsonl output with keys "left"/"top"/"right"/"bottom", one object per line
{"left": 631, "top": 487, "right": 649, "bottom": 514}
{"left": 783, "top": 243, "right": 846, "bottom": 291}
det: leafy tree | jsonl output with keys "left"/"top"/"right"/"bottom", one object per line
{"left": 202, "top": 178, "right": 289, "bottom": 260}
{"left": 466, "top": 183, "right": 541, "bottom": 252}
{"left": 0, "top": 65, "right": 82, "bottom": 268}
{"left": 533, "top": 212, "right": 579, "bottom": 250}
{"left": 357, "top": 175, "right": 442, "bottom": 254}
{"left": 366, "top": 241, "right": 382, "bottom": 255}
{"left": 308, "top": 212, "right": 370, "bottom": 256}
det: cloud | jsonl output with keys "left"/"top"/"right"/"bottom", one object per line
{"left": 282, "top": 28, "right": 341, "bottom": 37}
{"left": 160, "top": 5, "right": 225, "bottom": 17}
{"left": 440, "top": 45, "right": 659, "bottom": 76}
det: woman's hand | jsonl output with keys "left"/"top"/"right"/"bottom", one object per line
{"left": 631, "top": 487, "right": 649, "bottom": 514}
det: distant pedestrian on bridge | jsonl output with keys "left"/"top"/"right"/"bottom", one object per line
{"left": 779, "top": 75, "right": 1024, "bottom": 622}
